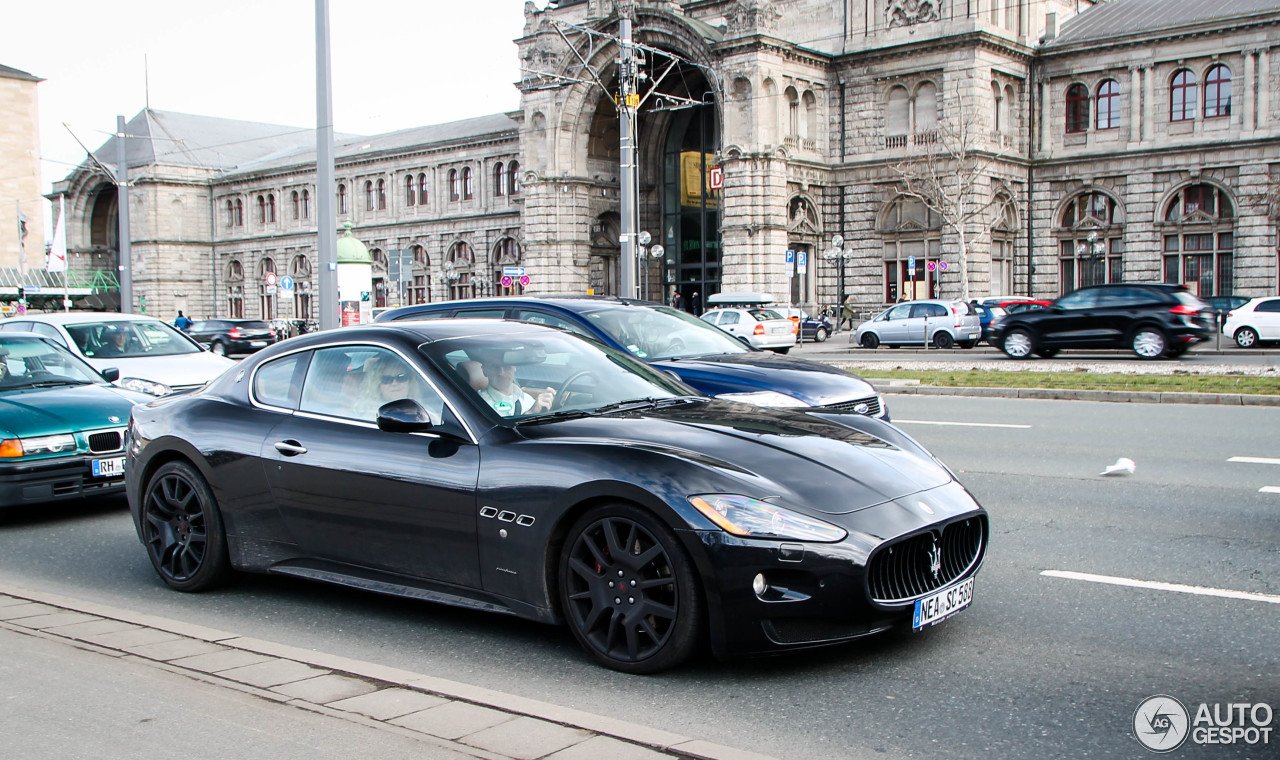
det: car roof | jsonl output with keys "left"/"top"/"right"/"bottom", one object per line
{"left": 287, "top": 318, "right": 563, "bottom": 345}
{"left": 12, "top": 311, "right": 163, "bottom": 325}
{"left": 379, "top": 295, "right": 665, "bottom": 319}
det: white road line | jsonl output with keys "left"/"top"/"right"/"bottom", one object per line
{"left": 1228, "top": 456, "right": 1280, "bottom": 465}
{"left": 1260, "top": 486, "right": 1280, "bottom": 494}
{"left": 895, "top": 419, "right": 1032, "bottom": 429}
{"left": 1042, "top": 570, "right": 1280, "bottom": 605}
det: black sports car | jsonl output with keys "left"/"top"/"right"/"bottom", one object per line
{"left": 125, "top": 320, "right": 987, "bottom": 672}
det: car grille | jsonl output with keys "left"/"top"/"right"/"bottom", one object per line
{"left": 867, "top": 515, "right": 986, "bottom": 603}
{"left": 87, "top": 428, "right": 125, "bottom": 454}
{"left": 819, "top": 395, "right": 881, "bottom": 416}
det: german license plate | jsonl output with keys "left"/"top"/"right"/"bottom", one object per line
{"left": 912, "top": 577, "right": 974, "bottom": 630}
{"left": 92, "top": 457, "right": 125, "bottom": 478}
{"left": 251, "top": 340, "right": 268, "bottom": 347}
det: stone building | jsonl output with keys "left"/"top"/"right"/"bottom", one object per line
{"left": 1, "top": 64, "right": 44, "bottom": 273}
{"left": 49, "top": 0, "right": 1280, "bottom": 322}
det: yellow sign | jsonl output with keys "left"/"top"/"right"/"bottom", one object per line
{"left": 679, "top": 152, "right": 719, "bottom": 209}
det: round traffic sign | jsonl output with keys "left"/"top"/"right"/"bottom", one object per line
{"left": 938, "top": 261, "right": 949, "bottom": 271}
{"left": 501, "top": 275, "right": 513, "bottom": 287}
{"left": 519, "top": 275, "right": 530, "bottom": 286}
{"left": 926, "top": 261, "right": 936, "bottom": 271}
{"left": 265, "top": 272, "right": 277, "bottom": 286}
{"left": 279, "top": 275, "right": 295, "bottom": 291}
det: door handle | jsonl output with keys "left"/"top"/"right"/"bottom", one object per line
{"left": 274, "top": 440, "right": 308, "bottom": 456}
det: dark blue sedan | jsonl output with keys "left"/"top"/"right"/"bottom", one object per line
{"left": 376, "top": 296, "right": 886, "bottom": 419}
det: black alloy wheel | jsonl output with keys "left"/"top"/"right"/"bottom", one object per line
{"left": 932, "top": 331, "right": 954, "bottom": 349}
{"left": 141, "top": 461, "right": 230, "bottom": 592}
{"left": 1235, "top": 327, "right": 1258, "bottom": 349}
{"left": 559, "top": 504, "right": 702, "bottom": 673}
{"left": 860, "top": 332, "right": 880, "bottom": 349}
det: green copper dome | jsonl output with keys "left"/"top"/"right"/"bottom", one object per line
{"left": 335, "top": 221, "right": 371, "bottom": 264}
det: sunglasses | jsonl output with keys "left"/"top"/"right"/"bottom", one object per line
{"left": 380, "top": 373, "right": 410, "bottom": 384}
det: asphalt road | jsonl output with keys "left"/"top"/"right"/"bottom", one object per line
{"left": 1, "top": 397, "right": 1276, "bottom": 759}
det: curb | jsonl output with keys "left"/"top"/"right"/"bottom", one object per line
{"left": 874, "top": 385, "right": 1280, "bottom": 406}
{"left": 0, "top": 583, "right": 776, "bottom": 760}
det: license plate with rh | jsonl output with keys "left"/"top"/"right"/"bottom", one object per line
{"left": 92, "top": 457, "right": 125, "bottom": 478}
{"left": 912, "top": 577, "right": 974, "bottom": 629}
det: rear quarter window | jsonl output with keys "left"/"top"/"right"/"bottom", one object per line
{"left": 1256, "top": 300, "right": 1280, "bottom": 313}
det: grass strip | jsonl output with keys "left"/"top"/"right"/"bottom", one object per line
{"left": 838, "top": 367, "right": 1280, "bottom": 395}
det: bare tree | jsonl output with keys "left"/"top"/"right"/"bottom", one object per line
{"left": 891, "top": 100, "right": 1015, "bottom": 301}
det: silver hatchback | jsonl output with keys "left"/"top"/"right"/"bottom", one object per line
{"left": 854, "top": 299, "right": 983, "bottom": 349}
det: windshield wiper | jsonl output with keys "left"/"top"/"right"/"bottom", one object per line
{"left": 26, "top": 379, "right": 95, "bottom": 388}
{"left": 514, "top": 408, "right": 598, "bottom": 426}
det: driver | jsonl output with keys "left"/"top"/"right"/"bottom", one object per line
{"left": 474, "top": 350, "right": 553, "bottom": 417}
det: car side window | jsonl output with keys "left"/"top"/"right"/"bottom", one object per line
{"left": 456, "top": 309, "right": 507, "bottom": 319}
{"left": 1056, "top": 289, "right": 1099, "bottom": 310}
{"left": 719, "top": 311, "right": 740, "bottom": 325}
{"left": 24, "top": 323, "right": 64, "bottom": 343}
{"left": 1, "top": 321, "right": 33, "bottom": 333}
{"left": 885, "top": 304, "right": 912, "bottom": 321}
{"left": 1257, "top": 300, "right": 1280, "bottom": 313}
{"left": 253, "top": 352, "right": 308, "bottom": 410}
{"left": 514, "top": 310, "right": 593, "bottom": 338}
{"left": 299, "top": 346, "right": 443, "bottom": 424}
{"left": 701, "top": 312, "right": 721, "bottom": 325}
{"left": 392, "top": 310, "right": 451, "bottom": 320}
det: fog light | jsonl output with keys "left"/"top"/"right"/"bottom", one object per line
{"left": 752, "top": 573, "right": 768, "bottom": 597}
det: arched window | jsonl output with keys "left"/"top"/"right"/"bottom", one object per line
{"left": 508, "top": 161, "right": 520, "bottom": 195}
{"left": 234, "top": 199, "right": 243, "bottom": 226}
{"left": 1170, "top": 69, "right": 1196, "bottom": 121}
{"left": 1059, "top": 191, "right": 1124, "bottom": 293}
{"left": 879, "top": 196, "right": 943, "bottom": 302}
{"left": 462, "top": 167, "right": 474, "bottom": 200}
{"left": 302, "top": 189, "right": 310, "bottom": 219}
{"left": 418, "top": 173, "right": 429, "bottom": 205}
{"left": 376, "top": 179, "right": 386, "bottom": 210}
{"left": 802, "top": 90, "right": 817, "bottom": 141}
{"left": 364, "top": 180, "right": 375, "bottom": 211}
{"left": 448, "top": 169, "right": 460, "bottom": 201}
{"left": 405, "top": 175, "right": 416, "bottom": 206}
{"left": 785, "top": 86, "right": 800, "bottom": 136}
{"left": 227, "top": 260, "right": 244, "bottom": 281}
{"left": 291, "top": 254, "right": 312, "bottom": 319}
{"left": 990, "top": 196, "right": 1018, "bottom": 295}
{"left": 267, "top": 194, "right": 276, "bottom": 223}
{"left": 257, "top": 195, "right": 267, "bottom": 224}
{"left": 291, "top": 191, "right": 300, "bottom": 220}
{"left": 1096, "top": 79, "right": 1120, "bottom": 130}
{"left": 226, "top": 260, "right": 245, "bottom": 318}
{"left": 258, "top": 258, "right": 277, "bottom": 320}
{"left": 914, "top": 82, "right": 938, "bottom": 135}
{"left": 225, "top": 200, "right": 234, "bottom": 228}
{"left": 1065, "top": 83, "right": 1089, "bottom": 133}
{"left": 1162, "top": 183, "right": 1234, "bottom": 297}
{"left": 410, "top": 244, "right": 430, "bottom": 304}
{"left": 992, "top": 81, "right": 1005, "bottom": 133}
{"left": 887, "top": 85, "right": 910, "bottom": 142}
{"left": 494, "top": 238, "right": 522, "bottom": 296}
{"left": 1205, "top": 65, "right": 1231, "bottom": 118}
{"left": 338, "top": 184, "right": 348, "bottom": 214}
{"left": 731, "top": 77, "right": 752, "bottom": 142}
{"left": 445, "top": 241, "right": 475, "bottom": 300}
{"left": 494, "top": 162, "right": 506, "bottom": 197}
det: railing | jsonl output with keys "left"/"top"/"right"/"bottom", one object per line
{"left": 886, "top": 134, "right": 908, "bottom": 149}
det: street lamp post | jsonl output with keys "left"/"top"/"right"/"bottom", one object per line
{"left": 824, "top": 234, "right": 855, "bottom": 332}
{"left": 637, "top": 231, "right": 664, "bottom": 302}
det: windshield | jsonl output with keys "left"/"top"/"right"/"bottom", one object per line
{"left": 66, "top": 320, "right": 203, "bottom": 359}
{"left": 579, "top": 305, "right": 750, "bottom": 360}
{"left": 0, "top": 337, "right": 108, "bottom": 390}
{"left": 421, "top": 332, "right": 695, "bottom": 422}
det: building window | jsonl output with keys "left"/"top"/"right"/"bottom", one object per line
{"left": 302, "top": 189, "right": 310, "bottom": 219}
{"left": 257, "top": 195, "right": 267, "bottom": 224}
{"left": 267, "top": 194, "right": 276, "bottom": 223}
{"left": 1096, "top": 79, "right": 1120, "bottom": 130}
{"left": 1065, "top": 83, "right": 1089, "bottom": 133}
{"left": 227, "top": 260, "right": 244, "bottom": 319}
{"left": 445, "top": 241, "right": 475, "bottom": 299}
{"left": 376, "top": 179, "right": 386, "bottom": 210}
{"left": 225, "top": 200, "right": 234, "bottom": 228}
{"left": 410, "top": 244, "right": 430, "bottom": 304}
{"left": 1059, "top": 191, "right": 1124, "bottom": 294}
{"left": 879, "top": 196, "right": 942, "bottom": 302}
{"left": 418, "top": 173, "right": 429, "bottom": 205}
{"left": 494, "top": 237, "right": 522, "bottom": 296}
{"left": 406, "top": 176, "right": 416, "bottom": 206}
{"left": 1171, "top": 69, "right": 1197, "bottom": 121}
{"left": 338, "top": 184, "right": 348, "bottom": 214}
{"left": 448, "top": 169, "right": 460, "bottom": 201}
{"left": 494, "top": 162, "right": 506, "bottom": 197}
{"left": 258, "top": 258, "right": 277, "bottom": 320}
{"left": 291, "top": 254, "right": 312, "bottom": 319}
{"left": 235, "top": 199, "right": 243, "bottom": 226}
{"left": 508, "top": 161, "right": 520, "bottom": 195}
{"left": 885, "top": 82, "right": 938, "bottom": 147}
{"left": 462, "top": 167, "right": 474, "bottom": 200}
{"left": 291, "top": 191, "right": 300, "bottom": 220}
{"left": 1204, "top": 64, "right": 1231, "bottom": 118}
{"left": 990, "top": 198, "right": 1017, "bottom": 295}
{"left": 1162, "top": 183, "right": 1234, "bottom": 297}
{"left": 786, "top": 86, "right": 800, "bottom": 136}
{"left": 364, "top": 181, "right": 375, "bottom": 211}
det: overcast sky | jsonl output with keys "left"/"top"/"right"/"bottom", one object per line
{"left": 8, "top": 0, "right": 529, "bottom": 204}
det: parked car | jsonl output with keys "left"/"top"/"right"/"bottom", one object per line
{"left": 991, "top": 283, "right": 1213, "bottom": 359}
{"left": 773, "top": 306, "right": 834, "bottom": 342}
{"left": 971, "top": 303, "right": 1006, "bottom": 344}
{"left": 376, "top": 296, "right": 887, "bottom": 419}
{"left": 701, "top": 306, "right": 796, "bottom": 352}
{"left": 1221, "top": 296, "right": 1280, "bottom": 348}
{"left": 187, "top": 319, "right": 279, "bottom": 356}
{"left": 977, "top": 295, "right": 1041, "bottom": 307}
{"left": 125, "top": 319, "right": 987, "bottom": 672}
{"left": 1001, "top": 300, "right": 1053, "bottom": 315}
{"left": 854, "top": 299, "right": 983, "bottom": 349}
{"left": 0, "top": 312, "right": 235, "bottom": 395}
{"left": 0, "top": 332, "right": 152, "bottom": 506}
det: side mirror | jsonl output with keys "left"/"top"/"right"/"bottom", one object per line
{"left": 101, "top": 367, "right": 120, "bottom": 382}
{"left": 376, "top": 399, "right": 435, "bottom": 433}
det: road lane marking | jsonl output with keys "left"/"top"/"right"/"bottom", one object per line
{"left": 1228, "top": 456, "right": 1280, "bottom": 465}
{"left": 895, "top": 420, "right": 1032, "bottom": 429}
{"left": 1260, "top": 486, "right": 1280, "bottom": 494}
{"left": 1041, "top": 570, "right": 1280, "bottom": 605}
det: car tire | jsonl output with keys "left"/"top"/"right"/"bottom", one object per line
{"left": 1235, "top": 327, "right": 1259, "bottom": 349}
{"left": 140, "top": 461, "right": 231, "bottom": 592}
{"left": 814, "top": 327, "right": 829, "bottom": 343}
{"left": 861, "top": 333, "right": 880, "bottom": 349}
{"left": 1131, "top": 327, "right": 1166, "bottom": 359}
{"left": 772, "top": 346, "right": 791, "bottom": 354}
{"left": 210, "top": 341, "right": 227, "bottom": 357}
{"left": 932, "top": 331, "right": 954, "bottom": 349}
{"left": 559, "top": 504, "right": 703, "bottom": 674}
{"left": 958, "top": 341, "right": 976, "bottom": 349}
{"left": 1034, "top": 347, "right": 1060, "bottom": 359}
{"left": 1001, "top": 328, "right": 1034, "bottom": 359}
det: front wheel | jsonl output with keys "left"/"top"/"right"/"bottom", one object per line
{"left": 1235, "top": 327, "right": 1259, "bottom": 349}
{"left": 1001, "top": 329, "right": 1034, "bottom": 359}
{"left": 813, "top": 327, "right": 829, "bottom": 343}
{"left": 559, "top": 504, "right": 703, "bottom": 673}
{"left": 1131, "top": 328, "right": 1167, "bottom": 359}
{"left": 210, "top": 341, "right": 227, "bottom": 357}
{"left": 860, "top": 332, "right": 880, "bottom": 349}
{"left": 140, "top": 461, "right": 230, "bottom": 592}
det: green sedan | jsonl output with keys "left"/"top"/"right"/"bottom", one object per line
{"left": 0, "top": 332, "right": 152, "bottom": 507}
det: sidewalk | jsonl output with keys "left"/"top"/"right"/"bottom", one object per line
{"left": 0, "top": 584, "right": 773, "bottom": 760}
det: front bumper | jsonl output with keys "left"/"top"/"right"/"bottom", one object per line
{"left": 0, "top": 455, "right": 126, "bottom": 507}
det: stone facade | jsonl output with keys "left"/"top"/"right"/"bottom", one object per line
{"left": 0, "top": 64, "right": 44, "bottom": 272}
{"left": 50, "top": 0, "right": 1280, "bottom": 321}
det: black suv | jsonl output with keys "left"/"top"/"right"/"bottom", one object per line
{"left": 991, "top": 283, "right": 1212, "bottom": 359}
{"left": 186, "top": 319, "right": 278, "bottom": 356}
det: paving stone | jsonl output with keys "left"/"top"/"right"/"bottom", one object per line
{"left": 328, "top": 687, "right": 449, "bottom": 721}
{"left": 84, "top": 627, "right": 181, "bottom": 649}
{"left": 10, "top": 611, "right": 98, "bottom": 629}
{"left": 126, "top": 638, "right": 226, "bottom": 662}
{"left": 43, "top": 619, "right": 137, "bottom": 639}
{"left": 271, "top": 674, "right": 379, "bottom": 704}
{"left": 391, "top": 700, "right": 514, "bottom": 740}
{"left": 0, "top": 595, "right": 29, "bottom": 607}
{"left": 0, "top": 602, "right": 58, "bottom": 620}
{"left": 217, "top": 659, "right": 330, "bottom": 688}
{"left": 168, "top": 649, "right": 273, "bottom": 674}
{"left": 544, "top": 735, "right": 672, "bottom": 760}
{"left": 461, "top": 715, "right": 591, "bottom": 760}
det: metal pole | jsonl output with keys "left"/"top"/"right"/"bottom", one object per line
{"left": 115, "top": 115, "right": 133, "bottom": 313}
{"left": 315, "top": 0, "right": 339, "bottom": 330}
{"left": 618, "top": 17, "right": 638, "bottom": 298}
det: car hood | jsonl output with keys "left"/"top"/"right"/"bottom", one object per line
{"left": 82, "top": 352, "right": 236, "bottom": 388}
{"left": 0, "top": 384, "right": 149, "bottom": 439}
{"left": 520, "top": 401, "right": 950, "bottom": 515}
{"left": 651, "top": 352, "right": 875, "bottom": 405}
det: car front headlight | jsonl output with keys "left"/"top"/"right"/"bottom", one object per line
{"left": 689, "top": 494, "right": 847, "bottom": 542}
{"left": 714, "top": 390, "right": 809, "bottom": 408}
{"left": 0, "top": 434, "right": 78, "bottom": 458}
{"left": 118, "top": 377, "right": 171, "bottom": 396}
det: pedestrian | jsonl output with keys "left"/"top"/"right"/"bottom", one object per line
{"left": 691, "top": 291, "right": 702, "bottom": 316}
{"left": 840, "top": 295, "right": 855, "bottom": 331}
{"left": 671, "top": 290, "right": 684, "bottom": 312}
{"left": 173, "top": 310, "right": 192, "bottom": 331}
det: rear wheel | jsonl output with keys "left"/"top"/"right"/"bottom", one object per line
{"left": 932, "top": 331, "right": 954, "bottom": 349}
{"left": 140, "top": 461, "right": 230, "bottom": 592}
{"left": 1001, "top": 329, "right": 1034, "bottom": 359}
{"left": 1235, "top": 327, "right": 1258, "bottom": 349}
{"left": 559, "top": 504, "right": 702, "bottom": 674}
{"left": 860, "top": 333, "right": 880, "bottom": 349}
{"left": 1131, "top": 328, "right": 1166, "bottom": 359}
{"left": 1034, "top": 347, "right": 1060, "bottom": 359}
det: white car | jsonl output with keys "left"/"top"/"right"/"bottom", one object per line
{"left": 1221, "top": 297, "right": 1280, "bottom": 348}
{"left": 0, "top": 312, "right": 235, "bottom": 395}
{"left": 701, "top": 307, "right": 797, "bottom": 353}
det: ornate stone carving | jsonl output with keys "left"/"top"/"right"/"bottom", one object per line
{"left": 886, "top": 0, "right": 940, "bottom": 29}
{"left": 726, "top": 0, "right": 782, "bottom": 36}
